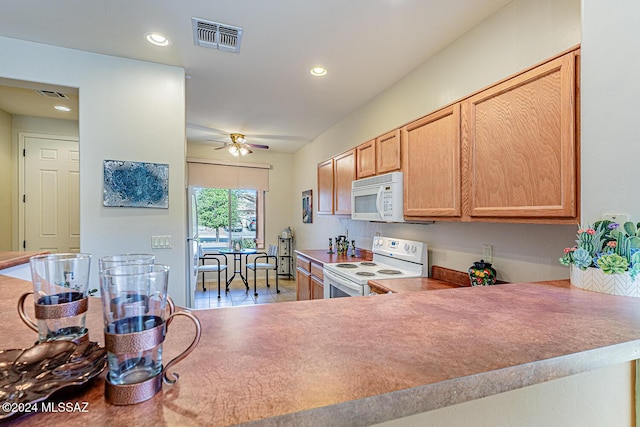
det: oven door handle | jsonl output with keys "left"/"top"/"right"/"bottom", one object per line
{"left": 323, "top": 270, "right": 366, "bottom": 295}
{"left": 375, "top": 186, "right": 384, "bottom": 219}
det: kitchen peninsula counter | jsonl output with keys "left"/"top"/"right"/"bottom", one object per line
{"left": 0, "top": 251, "right": 48, "bottom": 270}
{"left": 2, "top": 274, "right": 640, "bottom": 426}
{"left": 368, "top": 277, "right": 463, "bottom": 293}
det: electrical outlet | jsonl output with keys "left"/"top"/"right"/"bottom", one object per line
{"left": 601, "top": 213, "right": 629, "bottom": 223}
{"left": 151, "top": 235, "right": 172, "bottom": 249}
{"left": 482, "top": 244, "right": 493, "bottom": 263}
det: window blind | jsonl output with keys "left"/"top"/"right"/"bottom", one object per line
{"left": 187, "top": 158, "right": 270, "bottom": 191}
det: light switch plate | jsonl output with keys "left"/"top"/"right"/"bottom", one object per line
{"left": 482, "top": 244, "right": 493, "bottom": 263}
{"left": 151, "top": 235, "right": 172, "bottom": 249}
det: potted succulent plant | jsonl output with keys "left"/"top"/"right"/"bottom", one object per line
{"left": 560, "top": 220, "right": 640, "bottom": 296}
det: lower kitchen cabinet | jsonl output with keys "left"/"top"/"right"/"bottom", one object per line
{"left": 310, "top": 262, "right": 324, "bottom": 299}
{"left": 296, "top": 266, "right": 311, "bottom": 301}
{"left": 295, "top": 253, "right": 324, "bottom": 301}
{"left": 311, "top": 276, "right": 324, "bottom": 300}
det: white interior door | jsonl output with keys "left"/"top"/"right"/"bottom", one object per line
{"left": 23, "top": 134, "right": 80, "bottom": 253}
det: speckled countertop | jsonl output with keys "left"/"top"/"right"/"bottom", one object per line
{"left": 3, "top": 274, "right": 640, "bottom": 426}
{"left": 0, "top": 251, "right": 48, "bottom": 270}
{"left": 294, "top": 249, "right": 372, "bottom": 264}
{"left": 368, "top": 277, "right": 463, "bottom": 293}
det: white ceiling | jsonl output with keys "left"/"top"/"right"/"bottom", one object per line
{"left": 0, "top": 0, "right": 512, "bottom": 153}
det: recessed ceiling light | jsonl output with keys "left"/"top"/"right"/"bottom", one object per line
{"left": 54, "top": 105, "right": 71, "bottom": 112}
{"left": 310, "top": 67, "right": 327, "bottom": 77}
{"left": 145, "top": 32, "right": 170, "bottom": 47}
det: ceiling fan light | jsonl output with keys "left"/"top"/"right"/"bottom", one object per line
{"left": 239, "top": 146, "right": 250, "bottom": 156}
{"left": 229, "top": 145, "right": 240, "bottom": 156}
{"left": 230, "top": 133, "right": 246, "bottom": 144}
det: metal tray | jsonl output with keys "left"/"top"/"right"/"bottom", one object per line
{"left": 0, "top": 340, "right": 106, "bottom": 420}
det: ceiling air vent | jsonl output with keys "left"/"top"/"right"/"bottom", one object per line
{"left": 192, "top": 17, "right": 243, "bottom": 53}
{"left": 35, "top": 90, "right": 69, "bottom": 99}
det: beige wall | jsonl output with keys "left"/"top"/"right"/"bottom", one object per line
{"left": 292, "top": 0, "right": 582, "bottom": 283}
{"left": 0, "top": 36, "right": 188, "bottom": 305}
{"left": 581, "top": 0, "right": 640, "bottom": 221}
{"left": 187, "top": 142, "right": 295, "bottom": 251}
{"left": 12, "top": 115, "right": 78, "bottom": 137}
{"left": 0, "top": 109, "right": 11, "bottom": 250}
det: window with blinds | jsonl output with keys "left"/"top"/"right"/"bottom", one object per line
{"left": 187, "top": 159, "right": 270, "bottom": 249}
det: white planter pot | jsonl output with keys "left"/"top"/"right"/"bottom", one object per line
{"left": 570, "top": 264, "right": 640, "bottom": 297}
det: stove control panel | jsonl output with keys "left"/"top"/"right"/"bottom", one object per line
{"left": 372, "top": 236, "right": 426, "bottom": 264}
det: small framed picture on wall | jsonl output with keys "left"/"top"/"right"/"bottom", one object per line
{"left": 302, "top": 190, "right": 312, "bottom": 224}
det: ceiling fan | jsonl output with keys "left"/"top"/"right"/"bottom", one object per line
{"left": 213, "top": 133, "right": 269, "bottom": 156}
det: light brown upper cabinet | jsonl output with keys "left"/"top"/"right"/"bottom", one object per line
{"left": 356, "top": 139, "right": 376, "bottom": 179}
{"left": 318, "top": 149, "right": 356, "bottom": 216}
{"left": 318, "top": 47, "right": 579, "bottom": 224}
{"left": 402, "top": 104, "right": 461, "bottom": 218}
{"left": 356, "top": 129, "right": 401, "bottom": 179}
{"left": 376, "top": 129, "right": 401, "bottom": 174}
{"left": 334, "top": 149, "right": 356, "bottom": 215}
{"left": 463, "top": 51, "right": 577, "bottom": 220}
{"left": 317, "top": 158, "right": 334, "bottom": 215}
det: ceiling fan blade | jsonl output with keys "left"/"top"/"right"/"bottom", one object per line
{"left": 214, "top": 145, "right": 228, "bottom": 150}
{"left": 246, "top": 143, "right": 269, "bottom": 150}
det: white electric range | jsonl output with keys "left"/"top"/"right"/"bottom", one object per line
{"left": 323, "top": 236, "right": 427, "bottom": 298}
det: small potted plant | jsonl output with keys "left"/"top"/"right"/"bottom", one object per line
{"left": 560, "top": 220, "right": 640, "bottom": 296}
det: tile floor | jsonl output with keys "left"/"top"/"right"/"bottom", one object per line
{"left": 193, "top": 273, "right": 297, "bottom": 309}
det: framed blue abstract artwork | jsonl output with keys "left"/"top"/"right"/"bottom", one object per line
{"left": 103, "top": 160, "right": 169, "bottom": 208}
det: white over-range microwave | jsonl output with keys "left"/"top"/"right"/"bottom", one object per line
{"left": 351, "top": 172, "right": 404, "bottom": 222}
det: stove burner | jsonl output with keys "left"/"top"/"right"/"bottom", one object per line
{"left": 355, "top": 272, "right": 376, "bottom": 277}
{"left": 335, "top": 263, "right": 357, "bottom": 269}
{"left": 377, "top": 269, "right": 402, "bottom": 275}
{"left": 360, "top": 262, "right": 377, "bottom": 267}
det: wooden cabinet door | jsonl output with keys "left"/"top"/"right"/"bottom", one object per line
{"left": 356, "top": 139, "right": 376, "bottom": 179}
{"left": 402, "top": 104, "right": 461, "bottom": 217}
{"left": 296, "top": 267, "right": 311, "bottom": 301}
{"left": 317, "top": 159, "right": 334, "bottom": 215}
{"left": 464, "top": 52, "right": 576, "bottom": 219}
{"left": 311, "top": 276, "right": 324, "bottom": 300}
{"left": 333, "top": 149, "right": 356, "bottom": 215}
{"left": 376, "top": 129, "right": 401, "bottom": 174}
